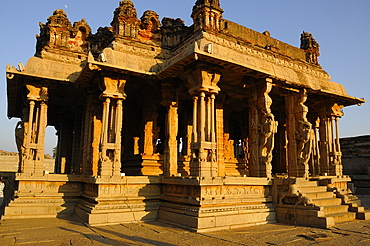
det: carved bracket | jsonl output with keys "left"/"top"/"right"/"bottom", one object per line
{"left": 26, "top": 84, "right": 49, "bottom": 101}
{"left": 186, "top": 63, "right": 221, "bottom": 95}
{"left": 99, "top": 77, "right": 127, "bottom": 99}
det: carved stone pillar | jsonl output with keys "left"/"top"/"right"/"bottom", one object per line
{"left": 192, "top": 96, "right": 198, "bottom": 143}
{"left": 81, "top": 94, "right": 101, "bottom": 176}
{"left": 19, "top": 85, "right": 49, "bottom": 175}
{"left": 98, "top": 77, "right": 126, "bottom": 177}
{"left": 318, "top": 109, "right": 330, "bottom": 175}
{"left": 248, "top": 78, "right": 277, "bottom": 178}
{"left": 143, "top": 120, "right": 155, "bottom": 156}
{"left": 319, "top": 103, "right": 343, "bottom": 176}
{"left": 318, "top": 103, "right": 344, "bottom": 176}
{"left": 186, "top": 63, "right": 221, "bottom": 177}
{"left": 215, "top": 102, "right": 225, "bottom": 176}
{"left": 71, "top": 106, "right": 83, "bottom": 174}
{"left": 55, "top": 117, "right": 74, "bottom": 174}
{"left": 311, "top": 118, "right": 321, "bottom": 176}
{"left": 163, "top": 102, "right": 179, "bottom": 177}
{"left": 285, "top": 89, "right": 312, "bottom": 178}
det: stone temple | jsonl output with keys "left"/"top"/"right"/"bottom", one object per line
{"left": 4, "top": 0, "right": 369, "bottom": 231}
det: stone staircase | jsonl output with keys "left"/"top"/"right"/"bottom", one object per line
{"left": 298, "top": 180, "right": 356, "bottom": 224}
{"left": 275, "top": 178, "right": 369, "bottom": 228}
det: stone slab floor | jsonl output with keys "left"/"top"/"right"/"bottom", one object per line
{"left": 0, "top": 196, "right": 369, "bottom": 246}
{"left": 1, "top": 216, "right": 370, "bottom": 245}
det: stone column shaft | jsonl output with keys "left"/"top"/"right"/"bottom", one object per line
{"left": 199, "top": 92, "right": 206, "bottom": 142}
{"left": 98, "top": 76, "right": 126, "bottom": 177}
{"left": 21, "top": 84, "right": 49, "bottom": 176}
{"left": 210, "top": 94, "right": 216, "bottom": 142}
{"left": 319, "top": 116, "right": 330, "bottom": 175}
{"left": 192, "top": 96, "right": 198, "bottom": 143}
{"left": 285, "top": 94, "right": 298, "bottom": 177}
{"left": 164, "top": 102, "right": 178, "bottom": 176}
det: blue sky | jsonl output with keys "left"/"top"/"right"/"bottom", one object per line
{"left": 1, "top": 0, "right": 369, "bottom": 155}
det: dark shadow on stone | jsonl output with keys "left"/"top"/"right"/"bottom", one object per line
{"left": 0, "top": 172, "right": 16, "bottom": 218}
{"left": 55, "top": 175, "right": 83, "bottom": 219}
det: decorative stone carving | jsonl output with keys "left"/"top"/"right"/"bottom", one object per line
{"left": 110, "top": 0, "right": 140, "bottom": 38}
{"left": 259, "top": 112, "right": 278, "bottom": 166}
{"left": 279, "top": 179, "right": 299, "bottom": 204}
{"left": 186, "top": 63, "right": 221, "bottom": 95}
{"left": 161, "top": 17, "right": 188, "bottom": 47}
{"left": 70, "top": 19, "right": 91, "bottom": 53}
{"left": 36, "top": 9, "right": 91, "bottom": 55}
{"left": 296, "top": 120, "right": 313, "bottom": 166}
{"left": 295, "top": 90, "right": 312, "bottom": 174}
{"left": 300, "top": 31, "right": 320, "bottom": 65}
{"left": 99, "top": 77, "right": 127, "bottom": 99}
{"left": 193, "top": 0, "right": 223, "bottom": 13}
{"left": 296, "top": 192, "right": 313, "bottom": 206}
{"left": 26, "top": 85, "right": 48, "bottom": 101}
{"left": 192, "top": 0, "right": 223, "bottom": 31}
{"left": 249, "top": 78, "right": 276, "bottom": 178}
{"left": 138, "top": 10, "right": 161, "bottom": 44}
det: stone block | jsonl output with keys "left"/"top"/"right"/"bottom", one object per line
{"left": 356, "top": 211, "right": 370, "bottom": 220}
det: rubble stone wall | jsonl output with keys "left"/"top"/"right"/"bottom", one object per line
{"left": 0, "top": 156, "right": 55, "bottom": 173}
{"left": 341, "top": 135, "right": 370, "bottom": 175}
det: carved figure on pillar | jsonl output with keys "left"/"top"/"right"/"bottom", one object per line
{"left": 259, "top": 112, "right": 278, "bottom": 166}
{"left": 249, "top": 78, "right": 276, "bottom": 178}
{"left": 296, "top": 120, "right": 313, "bottom": 167}
{"left": 294, "top": 90, "right": 312, "bottom": 178}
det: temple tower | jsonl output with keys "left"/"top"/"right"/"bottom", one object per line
{"left": 111, "top": 0, "right": 140, "bottom": 39}
{"left": 191, "top": 0, "right": 224, "bottom": 31}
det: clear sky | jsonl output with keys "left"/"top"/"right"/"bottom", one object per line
{"left": 1, "top": 0, "right": 369, "bottom": 155}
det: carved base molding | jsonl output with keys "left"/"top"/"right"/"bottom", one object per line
{"left": 4, "top": 174, "right": 363, "bottom": 231}
{"left": 3, "top": 174, "right": 82, "bottom": 219}
{"left": 224, "top": 160, "right": 248, "bottom": 177}
{"left": 75, "top": 199, "right": 160, "bottom": 225}
{"left": 74, "top": 176, "right": 161, "bottom": 225}
{"left": 122, "top": 155, "right": 163, "bottom": 176}
{"left": 158, "top": 176, "right": 275, "bottom": 232}
{"left": 158, "top": 202, "right": 276, "bottom": 232}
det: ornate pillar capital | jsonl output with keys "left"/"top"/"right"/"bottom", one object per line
{"left": 26, "top": 84, "right": 48, "bottom": 101}
{"left": 99, "top": 76, "right": 127, "bottom": 99}
{"left": 185, "top": 63, "right": 221, "bottom": 96}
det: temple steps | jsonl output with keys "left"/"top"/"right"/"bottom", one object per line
{"left": 326, "top": 212, "right": 356, "bottom": 224}
{"left": 322, "top": 205, "right": 349, "bottom": 214}
{"left": 304, "top": 191, "right": 335, "bottom": 199}
{"left": 276, "top": 178, "right": 369, "bottom": 228}
{"left": 298, "top": 186, "right": 328, "bottom": 193}
{"left": 311, "top": 197, "right": 342, "bottom": 207}
{"left": 300, "top": 181, "right": 368, "bottom": 225}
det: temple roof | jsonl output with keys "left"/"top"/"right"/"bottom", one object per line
{"left": 5, "top": 0, "right": 365, "bottom": 118}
